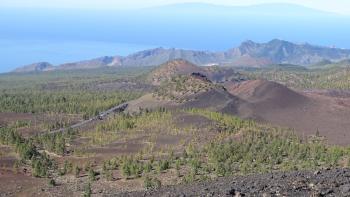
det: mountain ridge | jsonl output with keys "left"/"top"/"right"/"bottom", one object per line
{"left": 13, "top": 62, "right": 55, "bottom": 73}
{"left": 12, "top": 39, "right": 350, "bottom": 73}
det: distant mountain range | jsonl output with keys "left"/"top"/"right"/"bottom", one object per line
{"left": 13, "top": 39, "right": 350, "bottom": 73}
{"left": 13, "top": 62, "right": 55, "bottom": 73}
{"left": 4, "top": 3, "right": 350, "bottom": 73}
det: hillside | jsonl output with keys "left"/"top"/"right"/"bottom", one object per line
{"left": 310, "top": 59, "right": 350, "bottom": 69}
{"left": 12, "top": 39, "right": 350, "bottom": 73}
{"left": 3, "top": 59, "right": 350, "bottom": 196}
{"left": 147, "top": 59, "right": 205, "bottom": 85}
{"left": 128, "top": 71, "right": 246, "bottom": 116}
{"left": 154, "top": 74, "right": 213, "bottom": 101}
{"left": 131, "top": 70, "right": 350, "bottom": 145}
{"left": 125, "top": 168, "right": 350, "bottom": 196}
{"left": 227, "top": 39, "right": 350, "bottom": 66}
{"left": 147, "top": 59, "right": 248, "bottom": 85}
{"left": 12, "top": 62, "right": 54, "bottom": 73}
{"left": 226, "top": 79, "right": 309, "bottom": 108}
{"left": 246, "top": 66, "right": 350, "bottom": 90}
{"left": 5, "top": 2, "right": 350, "bottom": 196}
{"left": 226, "top": 79, "right": 350, "bottom": 145}
{"left": 58, "top": 56, "right": 122, "bottom": 70}
{"left": 203, "top": 66, "right": 249, "bottom": 82}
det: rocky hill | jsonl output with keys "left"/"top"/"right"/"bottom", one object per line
{"left": 148, "top": 59, "right": 205, "bottom": 85}
{"left": 128, "top": 71, "right": 245, "bottom": 114}
{"left": 148, "top": 59, "right": 248, "bottom": 85}
{"left": 126, "top": 59, "right": 250, "bottom": 113}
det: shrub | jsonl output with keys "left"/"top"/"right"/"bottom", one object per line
{"left": 88, "top": 169, "right": 97, "bottom": 181}
{"left": 158, "top": 160, "right": 170, "bottom": 173}
{"left": 144, "top": 162, "right": 153, "bottom": 173}
{"left": 48, "top": 179, "right": 56, "bottom": 186}
{"left": 74, "top": 165, "right": 81, "bottom": 178}
{"left": 84, "top": 182, "right": 92, "bottom": 197}
{"left": 143, "top": 176, "right": 162, "bottom": 190}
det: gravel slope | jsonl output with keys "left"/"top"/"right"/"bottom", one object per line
{"left": 121, "top": 168, "right": 350, "bottom": 197}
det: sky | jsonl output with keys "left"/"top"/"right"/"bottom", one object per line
{"left": 1, "top": 0, "right": 350, "bottom": 73}
{"left": 1, "top": 0, "right": 350, "bottom": 15}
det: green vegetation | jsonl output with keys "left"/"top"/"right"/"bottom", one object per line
{"left": 88, "top": 168, "right": 97, "bottom": 181}
{"left": 0, "top": 67, "right": 151, "bottom": 181}
{"left": 49, "top": 179, "right": 56, "bottom": 186}
{"left": 244, "top": 66, "right": 350, "bottom": 90}
{"left": 3, "top": 98, "right": 350, "bottom": 188}
{"left": 102, "top": 163, "right": 113, "bottom": 181}
{"left": 0, "top": 68, "right": 149, "bottom": 118}
{"left": 0, "top": 126, "right": 54, "bottom": 177}
{"left": 0, "top": 90, "right": 140, "bottom": 118}
{"left": 144, "top": 176, "right": 161, "bottom": 190}
{"left": 83, "top": 109, "right": 172, "bottom": 146}
{"left": 84, "top": 182, "right": 92, "bottom": 197}
{"left": 74, "top": 165, "right": 82, "bottom": 178}
{"left": 59, "top": 160, "right": 73, "bottom": 176}
{"left": 121, "top": 156, "right": 144, "bottom": 179}
{"left": 2, "top": 65, "right": 350, "bottom": 192}
{"left": 0, "top": 67, "right": 151, "bottom": 91}
{"left": 205, "top": 130, "right": 346, "bottom": 176}
{"left": 98, "top": 109, "right": 350, "bottom": 185}
{"left": 186, "top": 108, "right": 255, "bottom": 133}
{"left": 33, "top": 129, "right": 76, "bottom": 155}
{"left": 10, "top": 120, "right": 32, "bottom": 128}
{"left": 157, "top": 159, "right": 170, "bottom": 173}
{"left": 154, "top": 75, "right": 215, "bottom": 102}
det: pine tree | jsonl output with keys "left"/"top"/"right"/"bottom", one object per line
{"left": 74, "top": 165, "right": 81, "bottom": 178}
{"left": 84, "top": 182, "right": 92, "bottom": 197}
{"left": 88, "top": 169, "right": 96, "bottom": 181}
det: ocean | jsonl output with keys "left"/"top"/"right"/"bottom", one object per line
{"left": 1, "top": 5, "right": 350, "bottom": 73}
{"left": 0, "top": 39, "right": 156, "bottom": 73}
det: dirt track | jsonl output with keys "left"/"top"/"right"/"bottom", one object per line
{"left": 46, "top": 103, "right": 128, "bottom": 134}
{"left": 122, "top": 168, "right": 350, "bottom": 197}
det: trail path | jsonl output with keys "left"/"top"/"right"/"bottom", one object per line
{"left": 46, "top": 102, "right": 128, "bottom": 134}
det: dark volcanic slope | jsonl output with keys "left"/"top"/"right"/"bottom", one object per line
{"left": 226, "top": 80, "right": 350, "bottom": 145}
{"left": 227, "top": 79, "right": 310, "bottom": 109}
{"left": 180, "top": 87, "right": 245, "bottom": 115}
{"left": 122, "top": 168, "right": 350, "bottom": 197}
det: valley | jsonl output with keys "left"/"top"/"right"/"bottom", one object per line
{"left": 1, "top": 58, "right": 350, "bottom": 196}
{"left": 2, "top": 0, "right": 350, "bottom": 195}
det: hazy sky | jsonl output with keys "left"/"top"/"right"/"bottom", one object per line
{"left": 1, "top": 0, "right": 350, "bottom": 14}
{"left": 1, "top": 0, "right": 350, "bottom": 72}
